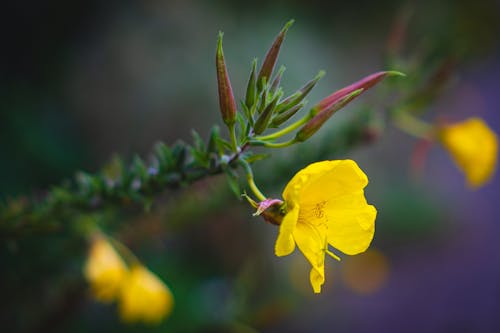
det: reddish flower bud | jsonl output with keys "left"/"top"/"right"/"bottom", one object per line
{"left": 295, "top": 89, "right": 364, "bottom": 142}
{"left": 257, "top": 20, "right": 294, "bottom": 91}
{"left": 216, "top": 32, "right": 237, "bottom": 126}
{"left": 312, "top": 71, "right": 404, "bottom": 115}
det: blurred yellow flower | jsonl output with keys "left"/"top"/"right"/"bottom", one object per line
{"left": 275, "top": 160, "right": 377, "bottom": 293}
{"left": 119, "top": 265, "right": 174, "bottom": 324}
{"left": 84, "top": 236, "right": 128, "bottom": 302}
{"left": 439, "top": 117, "right": 498, "bottom": 188}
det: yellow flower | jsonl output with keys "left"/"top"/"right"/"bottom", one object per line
{"left": 275, "top": 160, "right": 377, "bottom": 293}
{"left": 119, "top": 265, "right": 174, "bottom": 324}
{"left": 84, "top": 236, "right": 128, "bottom": 302}
{"left": 439, "top": 117, "right": 498, "bottom": 188}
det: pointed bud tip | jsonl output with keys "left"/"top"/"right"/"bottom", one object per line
{"left": 284, "top": 19, "right": 295, "bottom": 30}
{"left": 217, "top": 32, "right": 224, "bottom": 51}
{"left": 386, "top": 70, "right": 406, "bottom": 77}
{"left": 350, "top": 88, "right": 364, "bottom": 97}
{"left": 317, "top": 70, "right": 326, "bottom": 79}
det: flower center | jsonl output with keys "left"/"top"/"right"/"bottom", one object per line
{"left": 312, "top": 201, "right": 327, "bottom": 219}
{"left": 299, "top": 200, "right": 328, "bottom": 227}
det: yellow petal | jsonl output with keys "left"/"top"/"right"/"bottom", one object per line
{"left": 292, "top": 222, "right": 327, "bottom": 293}
{"left": 295, "top": 160, "right": 376, "bottom": 255}
{"left": 275, "top": 159, "right": 377, "bottom": 293}
{"left": 275, "top": 203, "right": 299, "bottom": 256}
{"left": 84, "top": 237, "right": 128, "bottom": 302}
{"left": 440, "top": 117, "right": 498, "bottom": 188}
{"left": 300, "top": 160, "right": 368, "bottom": 206}
{"left": 119, "top": 265, "right": 174, "bottom": 324}
{"left": 326, "top": 194, "right": 377, "bottom": 255}
{"left": 282, "top": 161, "right": 338, "bottom": 202}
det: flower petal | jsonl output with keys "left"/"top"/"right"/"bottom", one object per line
{"left": 275, "top": 203, "right": 299, "bottom": 256}
{"left": 293, "top": 222, "right": 327, "bottom": 293}
{"left": 440, "top": 117, "right": 498, "bottom": 188}
{"left": 282, "top": 161, "right": 337, "bottom": 201}
{"left": 84, "top": 236, "right": 128, "bottom": 302}
{"left": 300, "top": 160, "right": 368, "bottom": 206}
{"left": 326, "top": 194, "right": 377, "bottom": 255}
{"left": 119, "top": 265, "right": 174, "bottom": 324}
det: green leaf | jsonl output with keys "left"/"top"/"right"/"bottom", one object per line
{"left": 235, "top": 111, "right": 247, "bottom": 142}
{"left": 191, "top": 130, "right": 206, "bottom": 153}
{"left": 207, "top": 126, "right": 221, "bottom": 154}
{"left": 223, "top": 166, "right": 241, "bottom": 198}
{"left": 216, "top": 138, "right": 233, "bottom": 153}
{"left": 253, "top": 90, "right": 282, "bottom": 135}
{"left": 154, "top": 143, "right": 175, "bottom": 171}
{"left": 245, "top": 58, "right": 257, "bottom": 110}
{"left": 189, "top": 146, "right": 209, "bottom": 168}
{"left": 242, "top": 153, "right": 270, "bottom": 163}
{"left": 240, "top": 101, "right": 253, "bottom": 125}
{"left": 131, "top": 155, "right": 147, "bottom": 180}
{"left": 172, "top": 143, "right": 187, "bottom": 170}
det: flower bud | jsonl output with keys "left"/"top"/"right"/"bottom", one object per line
{"left": 245, "top": 59, "right": 257, "bottom": 110}
{"left": 295, "top": 89, "right": 363, "bottom": 142}
{"left": 276, "top": 70, "right": 325, "bottom": 114}
{"left": 254, "top": 91, "right": 282, "bottom": 135}
{"left": 269, "top": 66, "right": 286, "bottom": 95}
{"left": 257, "top": 20, "right": 294, "bottom": 91}
{"left": 270, "top": 102, "right": 304, "bottom": 127}
{"left": 312, "top": 71, "right": 404, "bottom": 115}
{"left": 216, "top": 32, "right": 237, "bottom": 126}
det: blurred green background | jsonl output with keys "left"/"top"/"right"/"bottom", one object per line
{"left": 1, "top": 0, "right": 500, "bottom": 332}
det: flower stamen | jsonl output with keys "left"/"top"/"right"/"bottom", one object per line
{"left": 325, "top": 249, "right": 341, "bottom": 261}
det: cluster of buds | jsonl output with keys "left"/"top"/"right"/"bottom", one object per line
{"left": 215, "top": 20, "right": 404, "bottom": 153}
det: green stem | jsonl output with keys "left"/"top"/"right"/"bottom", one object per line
{"left": 392, "top": 110, "right": 435, "bottom": 139}
{"left": 255, "top": 113, "right": 311, "bottom": 141}
{"left": 260, "top": 138, "right": 297, "bottom": 148}
{"left": 229, "top": 123, "right": 239, "bottom": 152}
{"left": 239, "top": 160, "right": 267, "bottom": 201}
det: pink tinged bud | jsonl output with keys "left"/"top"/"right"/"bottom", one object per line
{"left": 295, "top": 89, "right": 364, "bottom": 142}
{"left": 269, "top": 66, "right": 286, "bottom": 95}
{"left": 254, "top": 198, "right": 285, "bottom": 226}
{"left": 313, "top": 71, "right": 404, "bottom": 115}
{"left": 253, "top": 198, "right": 284, "bottom": 216}
{"left": 216, "top": 32, "right": 237, "bottom": 126}
{"left": 257, "top": 20, "right": 294, "bottom": 91}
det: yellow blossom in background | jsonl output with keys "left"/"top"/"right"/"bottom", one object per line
{"left": 275, "top": 160, "right": 377, "bottom": 293}
{"left": 84, "top": 236, "right": 128, "bottom": 302}
{"left": 439, "top": 117, "right": 498, "bottom": 188}
{"left": 119, "top": 265, "right": 174, "bottom": 324}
